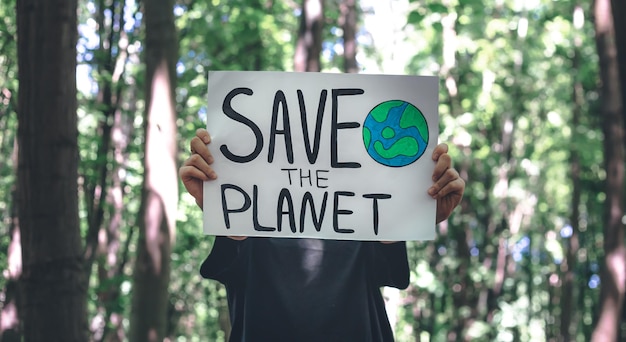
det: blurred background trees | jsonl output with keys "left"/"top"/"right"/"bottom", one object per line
{"left": 0, "top": 0, "right": 624, "bottom": 341}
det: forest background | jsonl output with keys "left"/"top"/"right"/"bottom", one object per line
{"left": 0, "top": 0, "right": 625, "bottom": 341}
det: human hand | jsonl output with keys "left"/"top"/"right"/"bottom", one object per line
{"left": 179, "top": 129, "right": 247, "bottom": 241}
{"left": 428, "top": 143, "right": 465, "bottom": 223}
{"left": 179, "top": 128, "right": 217, "bottom": 209}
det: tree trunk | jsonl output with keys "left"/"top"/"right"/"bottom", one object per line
{"left": 0, "top": 139, "right": 22, "bottom": 342}
{"left": 15, "top": 0, "right": 87, "bottom": 341}
{"left": 340, "top": 0, "right": 357, "bottom": 73}
{"left": 294, "top": 0, "right": 323, "bottom": 72}
{"left": 561, "top": 5, "right": 584, "bottom": 339}
{"left": 129, "top": 0, "right": 179, "bottom": 340}
{"left": 592, "top": 0, "right": 626, "bottom": 341}
{"left": 610, "top": 0, "right": 626, "bottom": 138}
{"left": 84, "top": 3, "right": 133, "bottom": 340}
{"left": 95, "top": 101, "right": 134, "bottom": 342}
{"left": 83, "top": 0, "right": 127, "bottom": 272}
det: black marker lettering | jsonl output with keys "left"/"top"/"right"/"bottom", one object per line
{"left": 362, "top": 194, "right": 392, "bottom": 235}
{"left": 299, "top": 169, "right": 312, "bottom": 187}
{"left": 300, "top": 191, "right": 328, "bottom": 232}
{"left": 253, "top": 185, "right": 275, "bottom": 231}
{"left": 221, "top": 184, "right": 252, "bottom": 228}
{"left": 220, "top": 88, "right": 263, "bottom": 163}
{"left": 268, "top": 90, "right": 294, "bottom": 163}
{"left": 277, "top": 188, "right": 296, "bottom": 233}
{"left": 281, "top": 168, "right": 298, "bottom": 185}
{"left": 298, "top": 89, "right": 327, "bottom": 164}
{"left": 333, "top": 191, "right": 355, "bottom": 234}
{"left": 316, "top": 170, "right": 329, "bottom": 188}
{"left": 331, "top": 88, "right": 364, "bottom": 168}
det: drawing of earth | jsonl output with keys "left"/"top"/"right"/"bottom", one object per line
{"left": 362, "top": 100, "right": 429, "bottom": 167}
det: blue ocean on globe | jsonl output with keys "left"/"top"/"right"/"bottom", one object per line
{"left": 362, "top": 100, "right": 428, "bottom": 167}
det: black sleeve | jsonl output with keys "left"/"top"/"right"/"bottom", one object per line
{"left": 199, "top": 236, "right": 246, "bottom": 285}
{"left": 369, "top": 242, "right": 410, "bottom": 289}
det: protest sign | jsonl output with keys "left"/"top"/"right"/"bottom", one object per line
{"left": 203, "top": 71, "right": 438, "bottom": 241}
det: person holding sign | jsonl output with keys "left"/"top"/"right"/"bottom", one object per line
{"left": 180, "top": 128, "right": 464, "bottom": 341}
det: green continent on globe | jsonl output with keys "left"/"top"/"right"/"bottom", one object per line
{"left": 381, "top": 127, "right": 395, "bottom": 139}
{"left": 373, "top": 136, "right": 419, "bottom": 159}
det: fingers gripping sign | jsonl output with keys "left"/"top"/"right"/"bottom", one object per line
{"left": 428, "top": 143, "right": 465, "bottom": 223}
{"left": 180, "top": 129, "right": 217, "bottom": 209}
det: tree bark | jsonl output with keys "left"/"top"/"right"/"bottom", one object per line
{"left": 560, "top": 5, "right": 584, "bottom": 339}
{"left": 129, "top": 0, "right": 179, "bottom": 341}
{"left": 340, "top": 0, "right": 357, "bottom": 73}
{"left": 84, "top": 0, "right": 128, "bottom": 273}
{"left": 294, "top": 0, "right": 323, "bottom": 72}
{"left": 1, "top": 139, "right": 22, "bottom": 342}
{"left": 610, "top": 0, "right": 626, "bottom": 139}
{"left": 84, "top": 3, "right": 133, "bottom": 340}
{"left": 592, "top": 0, "right": 626, "bottom": 341}
{"left": 15, "top": 0, "right": 87, "bottom": 341}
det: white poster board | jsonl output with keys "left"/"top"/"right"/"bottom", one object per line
{"left": 203, "top": 71, "right": 438, "bottom": 241}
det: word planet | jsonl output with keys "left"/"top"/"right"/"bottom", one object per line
{"left": 362, "top": 100, "right": 429, "bottom": 167}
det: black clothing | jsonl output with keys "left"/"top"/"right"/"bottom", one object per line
{"left": 200, "top": 237, "right": 409, "bottom": 342}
